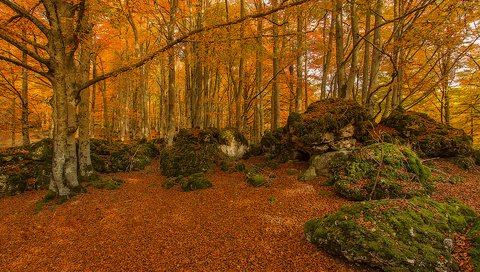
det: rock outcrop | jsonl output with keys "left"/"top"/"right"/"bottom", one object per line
{"left": 160, "top": 128, "right": 248, "bottom": 177}
{"left": 380, "top": 109, "right": 473, "bottom": 158}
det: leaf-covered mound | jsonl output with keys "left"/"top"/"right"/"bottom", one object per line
{"left": 304, "top": 198, "right": 479, "bottom": 272}
{"left": 159, "top": 128, "right": 247, "bottom": 177}
{"left": 380, "top": 109, "right": 473, "bottom": 158}
{"left": 331, "top": 143, "right": 432, "bottom": 201}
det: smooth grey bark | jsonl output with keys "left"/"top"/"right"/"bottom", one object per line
{"left": 295, "top": 9, "right": 304, "bottom": 113}
{"left": 167, "top": 0, "right": 178, "bottom": 146}
{"left": 237, "top": 0, "right": 246, "bottom": 130}
{"left": 21, "top": 32, "right": 30, "bottom": 145}
{"left": 367, "top": 0, "right": 383, "bottom": 108}
{"left": 321, "top": 13, "right": 334, "bottom": 99}
{"left": 271, "top": 0, "right": 280, "bottom": 129}
{"left": 361, "top": 8, "right": 371, "bottom": 105}
{"left": 346, "top": 0, "right": 359, "bottom": 99}
{"left": 335, "top": 0, "right": 347, "bottom": 98}
{"left": 78, "top": 45, "right": 93, "bottom": 181}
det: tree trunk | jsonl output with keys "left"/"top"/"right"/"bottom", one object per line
{"left": 321, "top": 13, "right": 334, "bottom": 99}
{"left": 78, "top": 45, "right": 93, "bottom": 181}
{"left": 271, "top": 0, "right": 280, "bottom": 129}
{"left": 254, "top": 0, "right": 264, "bottom": 143}
{"left": 21, "top": 33, "right": 30, "bottom": 145}
{"left": 368, "top": 0, "right": 383, "bottom": 108}
{"left": 346, "top": 0, "right": 359, "bottom": 99}
{"left": 361, "top": 8, "right": 371, "bottom": 105}
{"left": 335, "top": 0, "right": 347, "bottom": 98}
{"left": 295, "top": 9, "right": 304, "bottom": 113}
{"left": 237, "top": 0, "right": 246, "bottom": 130}
{"left": 167, "top": 0, "right": 178, "bottom": 146}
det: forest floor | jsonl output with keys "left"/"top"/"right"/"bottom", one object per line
{"left": 0, "top": 157, "right": 478, "bottom": 272}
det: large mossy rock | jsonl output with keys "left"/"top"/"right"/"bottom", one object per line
{"left": 302, "top": 151, "right": 351, "bottom": 180}
{"left": 91, "top": 139, "right": 160, "bottom": 172}
{"left": 330, "top": 143, "right": 432, "bottom": 201}
{"left": 159, "top": 128, "right": 247, "bottom": 177}
{"left": 260, "top": 128, "right": 297, "bottom": 162}
{"left": 0, "top": 139, "right": 54, "bottom": 196}
{"left": 305, "top": 198, "right": 479, "bottom": 272}
{"left": 261, "top": 99, "right": 374, "bottom": 162}
{"left": 287, "top": 99, "right": 374, "bottom": 155}
{"left": 0, "top": 138, "right": 160, "bottom": 197}
{"left": 381, "top": 110, "right": 473, "bottom": 158}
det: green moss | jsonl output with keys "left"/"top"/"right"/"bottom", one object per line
{"left": 181, "top": 173, "right": 213, "bottom": 192}
{"left": 90, "top": 177, "right": 124, "bottom": 190}
{"left": 448, "top": 156, "right": 476, "bottom": 170}
{"left": 160, "top": 128, "right": 231, "bottom": 177}
{"left": 469, "top": 219, "right": 480, "bottom": 269}
{"left": 305, "top": 198, "right": 479, "bottom": 272}
{"left": 260, "top": 128, "right": 295, "bottom": 162}
{"left": 233, "top": 163, "right": 246, "bottom": 172}
{"left": 381, "top": 110, "right": 474, "bottom": 158}
{"left": 331, "top": 143, "right": 433, "bottom": 201}
{"left": 162, "top": 176, "right": 184, "bottom": 189}
{"left": 246, "top": 174, "right": 267, "bottom": 187}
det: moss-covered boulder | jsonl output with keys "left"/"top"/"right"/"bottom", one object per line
{"left": 260, "top": 128, "right": 297, "bottom": 162}
{"left": 218, "top": 128, "right": 249, "bottom": 159}
{"left": 287, "top": 99, "right": 374, "bottom": 155}
{"left": 380, "top": 110, "right": 473, "bottom": 158}
{"left": 305, "top": 198, "right": 479, "bottom": 272}
{"left": 90, "top": 139, "right": 160, "bottom": 173}
{"left": 160, "top": 128, "right": 247, "bottom": 177}
{"left": 0, "top": 138, "right": 160, "bottom": 197}
{"left": 330, "top": 143, "right": 432, "bottom": 201}
{"left": 0, "top": 139, "right": 54, "bottom": 195}
{"left": 260, "top": 99, "right": 374, "bottom": 162}
{"left": 302, "top": 151, "right": 351, "bottom": 180}
{"left": 181, "top": 173, "right": 213, "bottom": 192}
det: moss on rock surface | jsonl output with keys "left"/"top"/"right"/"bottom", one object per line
{"left": 331, "top": 143, "right": 432, "bottom": 201}
{"left": 260, "top": 99, "right": 374, "bottom": 162}
{"left": 287, "top": 99, "right": 374, "bottom": 155}
{"left": 160, "top": 128, "right": 247, "bottom": 177}
{"left": 381, "top": 109, "right": 473, "bottom": 158}
{"left": 304, "top": 198, "right": 479, "bottom": 272}
{"left": 0, "top": 138, "right": 160, "bottom": 197}
{"left": 181, "top": 173, "right": 213, "bottom": 192}
{"left": 91, "top": 139, "right": 160, "bottom": 173}
{"left": 260, "top": 128, "right": 296, "bottom": 162}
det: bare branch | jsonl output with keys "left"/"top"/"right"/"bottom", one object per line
{"left": 0, "top": 31, "right": 49, "bottom": 65}
{"left": 0, "top": 0, "right": 50, "bottom": 35}
{"left": 0, "top": 55, "right": 48, "bottom": 78}
{"left": 78, "top": 0, "right": 313, "bottom": 94}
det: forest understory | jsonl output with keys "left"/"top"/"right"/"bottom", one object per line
{"left": 0, "top": 157, "right": 478, "bottom": 272}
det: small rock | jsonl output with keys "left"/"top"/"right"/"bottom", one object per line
{"left": 443, "top": 238, "right": 453, "bottom": 249}
{"left": 339, "top": 124, "right": 355, "bottom": 138}
{"left": 330, "top": 139, "right": 356, "bottom": 151}
{"left": 301, "top": 167, "right": 317, "bottom": 181}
